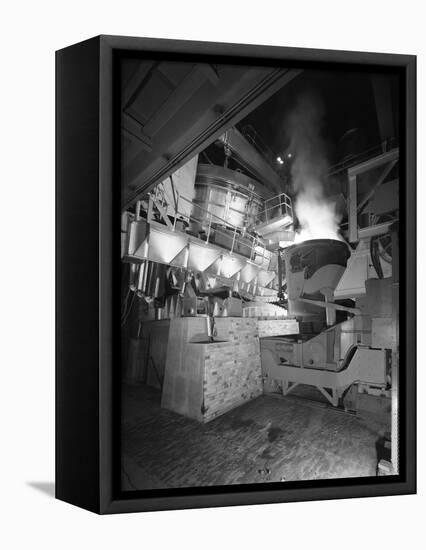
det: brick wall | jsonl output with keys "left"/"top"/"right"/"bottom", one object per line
{"left": 162, "top": 316, "right": 299, "bottom": 423}
{"left": 202, "top": 318, "right": 262, "bottom": 422}
{"left": 257, "top": 318, "right": 299, "bottom": 338}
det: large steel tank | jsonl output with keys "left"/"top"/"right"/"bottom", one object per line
{"left": 192, "top": 164, "right": 265, "bottom": 231}
{"left": 283, "top": 239, "right": 351, "bottom": 321}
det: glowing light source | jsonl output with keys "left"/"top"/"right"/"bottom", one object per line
{"left": 276, "top": 156, "right": 284, "bottom": 165}
{"left": 293, "top": 189, "right": 342, "bottom": 244}
{"left": 278, "top": 240, "right": 293, "bottom": 248}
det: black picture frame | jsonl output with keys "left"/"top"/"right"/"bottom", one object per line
{"left": 56, "top": 35, "right": 416, "bottom": 514}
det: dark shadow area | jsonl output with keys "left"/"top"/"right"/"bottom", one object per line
{"left": 27, "top": 481, "right": 55, "bottom": 498}
{"left": 122, "top": 384, "right": 386, "bottom": 490}
{"left": 375, "top": 433, "right": 392, "bottom": 463}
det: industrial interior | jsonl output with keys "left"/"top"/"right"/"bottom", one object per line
{"left": 119, "top": 59, "right": 399, "bottom": 489}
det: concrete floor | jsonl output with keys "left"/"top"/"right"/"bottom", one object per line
{"left": 121, "top": 384, "right": 389, "bottom": 491}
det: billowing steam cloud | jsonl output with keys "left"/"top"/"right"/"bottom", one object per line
{"left": 286, "top": 93, "right": 342, "bottom": 243}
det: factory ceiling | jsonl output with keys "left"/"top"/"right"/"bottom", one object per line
{"left": 120, "top": 57, "right": 399, "bottom": 212}
{"left": 120, "top": 58, "right": 301, "bottom": 208}
{"left": 240, "top": 68, "right": 399, "bottom": 171}
{"left": 234, "top": 68, "right": 400, "bottom": 214}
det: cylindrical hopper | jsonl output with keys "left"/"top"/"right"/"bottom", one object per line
{"left": 192, "top": 164, "right": 265, "bottom": 231}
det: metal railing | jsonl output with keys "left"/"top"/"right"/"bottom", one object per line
{"left": 251, "top": 192, "right": 293, "bottom": 227}
{"left": 328, "top": 137, "right": 399, "bottom": 177}
{"left": 168, "top": 193, "right": 272, "bottom": 267}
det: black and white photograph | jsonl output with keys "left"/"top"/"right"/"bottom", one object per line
{"left": 119, "top": 56, "right": 402, "bottom": 490}
{"left": 3, "top": 0, "right": 423, "bottom": 544}
{"left": 0, "top": 0, "right": 426, "bottom": 550}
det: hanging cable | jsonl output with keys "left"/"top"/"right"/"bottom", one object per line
{"left": 121, "top": 290, "right": 137, "bottom": 327}
{"left": 121, "top": 288, "right": 131, "bottom": 317}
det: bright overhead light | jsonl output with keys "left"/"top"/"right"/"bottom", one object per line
{"left": 276, "top": 156, "right": 282, "bottom": 163}
{"left": 287, "top": 153, "right": 292, "bottom": 158}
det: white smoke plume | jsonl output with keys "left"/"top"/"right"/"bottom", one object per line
{"left": 286, "top": 93, "right": 342, "bottom": 243}
{"left": 293, "top": 187, "right": 342, "bottom": 243}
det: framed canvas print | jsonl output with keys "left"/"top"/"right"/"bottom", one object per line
{"left": 56, "top": 35, "right": 416, "bottom": 514}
